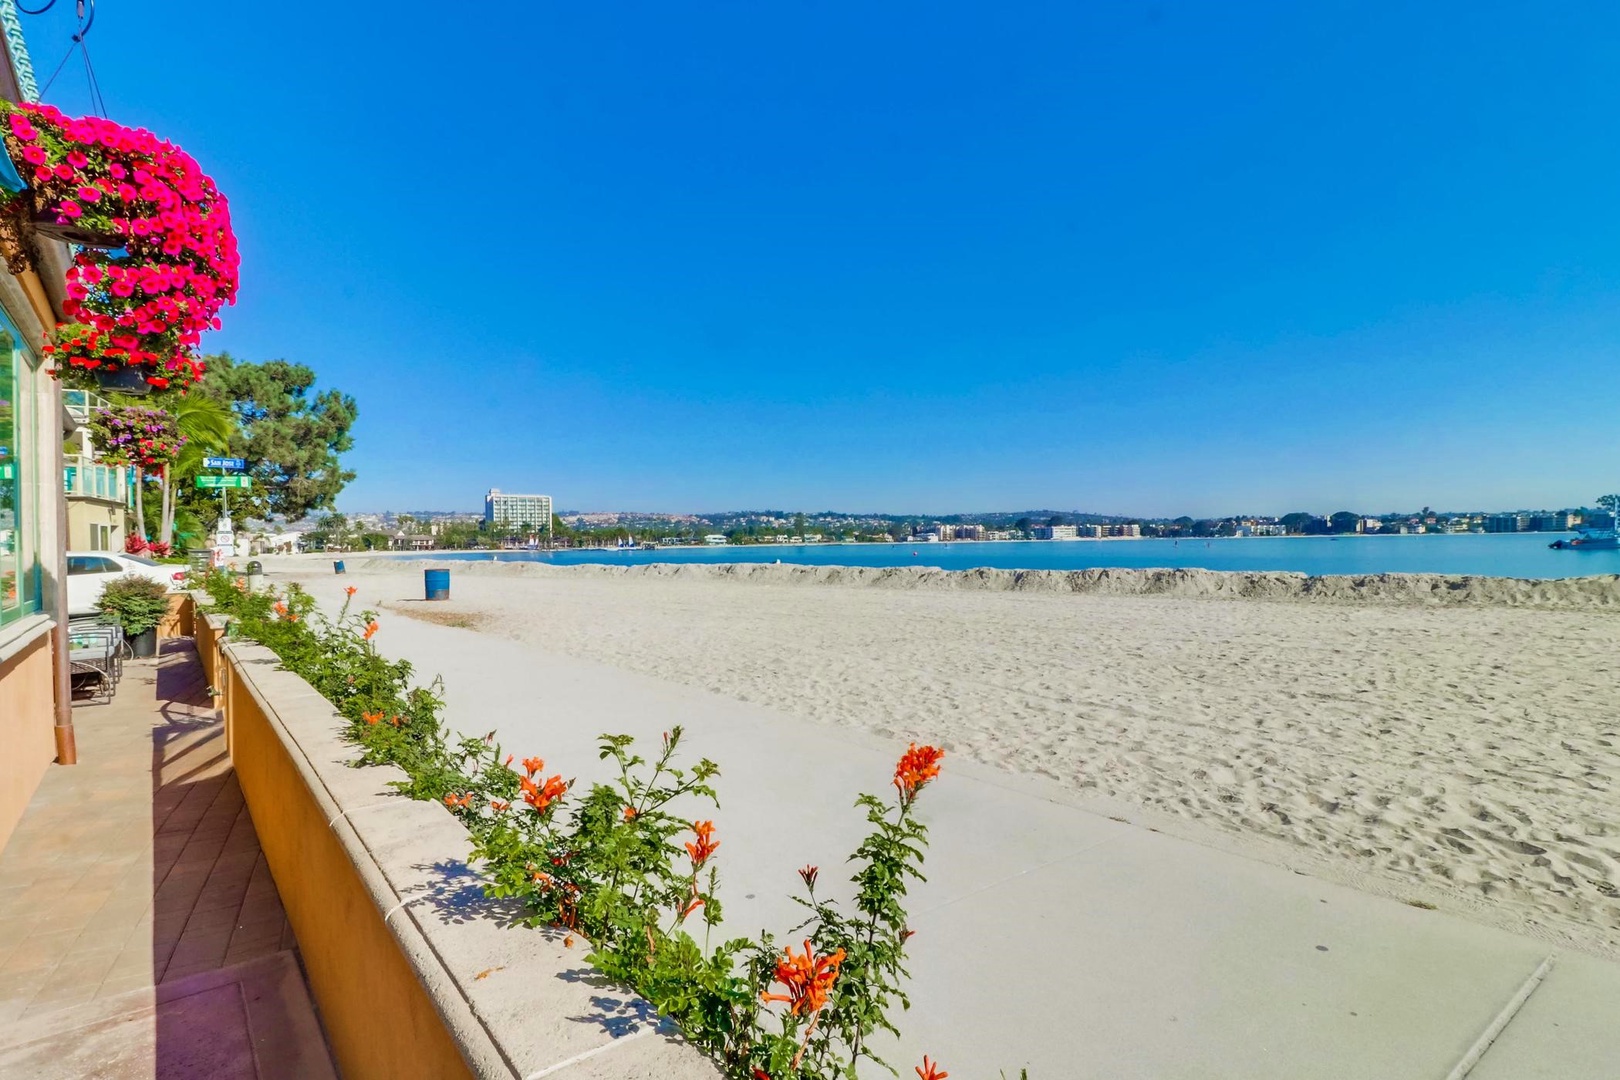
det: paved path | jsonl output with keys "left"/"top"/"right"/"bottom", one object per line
{"left": 0, "top": 641, "right": 335, "bottom": 1079}
{"left": 303, "top": 570, "right": 1620, "bottom": 1080}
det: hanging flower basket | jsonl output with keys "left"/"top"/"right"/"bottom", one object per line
{"left": 0, "top": 102, "right": 239, "bottom": 393}
{"left": 93, "top": 364, "right": 153, "bottom": 395}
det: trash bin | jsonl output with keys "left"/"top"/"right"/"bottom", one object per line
{"left": 424, "top": 568, "right": 450, "bottom": 601}
{"left": 246, "top": 561, "right": 262, "bottom": 575}
{"left": 246, "top": 560, "right": 265, "bottom": 593}
{"left": 333, "top": 560, "right": 345, "bottom": 574}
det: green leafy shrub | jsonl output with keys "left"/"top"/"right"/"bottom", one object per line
{"left": 96, "top": 574, "right": 172, "bottom": 637}
{"left": 197, "top": 569, "right": 983, "bottom": 1080}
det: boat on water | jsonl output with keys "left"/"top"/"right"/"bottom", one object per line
{"left": 1549, "top": 527, "right": 1618, "bottom": 551}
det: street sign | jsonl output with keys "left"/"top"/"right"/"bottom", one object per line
{"left": 195, "top": 475, "right": 252, "bottom": 489}
{"left": 203, "top": 456, "right": 246, "bottom": 471}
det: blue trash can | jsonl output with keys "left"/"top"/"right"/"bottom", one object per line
{"left": 333, "top": 560, "right": 345, "bottom": 574}
{"left": 424, "top": 568, "right": 450, "bottom": 601}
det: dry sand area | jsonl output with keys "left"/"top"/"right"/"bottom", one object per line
{"left": 335, "top": 559, "right": 1620, "bottom": 957}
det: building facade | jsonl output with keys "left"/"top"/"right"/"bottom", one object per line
{"left": 0, "top": 16, "right": 74, "bottom": 848}
{"left": 61, "top": 389, "right": 130, "bottom": 551}
{"left": 484, "top": 489, "right": 553, "bottom": 533}
{"left": 1032, "top": 525, "right": 1080, "bottom": 540}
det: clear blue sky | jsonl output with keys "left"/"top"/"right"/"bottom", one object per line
{"left": 20, "top": 2, "right": 1620, "bottom": 517}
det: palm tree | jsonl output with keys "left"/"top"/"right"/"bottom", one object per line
{"left": 158, "top": 394, "right": 235, "bottom": 549}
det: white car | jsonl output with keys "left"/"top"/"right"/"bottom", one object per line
{"left": 66, "top": 552, "right": 186, "bottom": 616}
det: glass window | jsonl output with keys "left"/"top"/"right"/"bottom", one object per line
{"left": 0, "top": 316, "right": 40, "bottom": 626}
{"left": 67, "top": 555, "right": 96, "bottom": 576}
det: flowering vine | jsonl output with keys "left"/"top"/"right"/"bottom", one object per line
{"left": 0, "top": 101, "right": 238, "bottom": 391}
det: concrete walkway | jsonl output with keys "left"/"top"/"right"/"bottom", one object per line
{"left": 302, "top": 571, "right": 1620, "bottom": 1080}
{"left": 0, "top": 641, "right": 336, "bottom": 1079}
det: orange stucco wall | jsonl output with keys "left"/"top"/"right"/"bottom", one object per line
{"left": 0, "top": 624, "right": 57, "bottom": 853}
{"left": 216, "top": 616, "right": 474, "bottom": 1080}
{"left": 158, "top": 592, "right": 194, "bottom": 639}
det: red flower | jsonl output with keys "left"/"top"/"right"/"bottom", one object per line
{"left": 798, "top": 865, "right": 818, "bottom": 891}
{"left": 915, "top": 1056, "right": 949, "bottom": 1080}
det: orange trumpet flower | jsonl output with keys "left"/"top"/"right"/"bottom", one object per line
{"left": 362, "top": 620, "right": 380, "bottom": 640}
{"left": 894, "top": 743, "right": 945, "bottom": 800}
{"left": 520, "top": 772, "right": 568, "bottom": 813}
{"left": 685, "top": 820, "right": 719, "bottom": 868}
{"left": 915, "top": 1056, "right": 949, "bottom": 1080}
{"left": 761, "top": 939, "right": 845, "bottom": 1017}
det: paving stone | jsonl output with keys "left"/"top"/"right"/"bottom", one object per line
{"left": 0, "top": 643, "right": 335, "bottom": 1076}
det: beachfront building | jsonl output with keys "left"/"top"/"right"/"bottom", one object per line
{"left": 1032, "top": 525, "right": 1080, "bottom": 540}
{"left": 61, "top": 389, "right": 130, "bottom": 552}
{"left": 0, "top": 30, "right": 77, "bottom": 847}
{"left": 1484, "top": 513, "right": 1528, "bottom": 533}
{"left": 484, "top": 488, "right": 553, "bottom": 532}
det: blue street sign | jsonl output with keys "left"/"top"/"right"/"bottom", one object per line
{"left": 204, "top": 456, "right": 246, "bottom": 471}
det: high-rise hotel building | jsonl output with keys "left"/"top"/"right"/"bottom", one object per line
{"left": 484, "top": 489, "right": 553, "bottom": 532}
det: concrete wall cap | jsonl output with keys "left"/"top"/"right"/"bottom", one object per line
{"left": 221, "top": 631, "right": 722, "bottom": 1080}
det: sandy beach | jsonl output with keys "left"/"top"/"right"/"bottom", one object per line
{"left": 304, "top": 558, "right": 1620, "bottom": 956}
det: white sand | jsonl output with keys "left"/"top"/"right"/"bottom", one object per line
{"left": 303, "top": 559, "right": 1620, "bottom": 955}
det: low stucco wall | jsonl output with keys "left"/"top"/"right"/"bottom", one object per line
{"left": 158, "top": 591, "right": 193, "bottom": 639}
{"left": 194, "top": 595, "right": 720, "bottom": 1080}
{"left": 0, "top": 618, "right": 57, "bottom": 853}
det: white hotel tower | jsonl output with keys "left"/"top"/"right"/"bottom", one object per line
{"left": 484, "top": 489, "right": 553, "bottom": 532}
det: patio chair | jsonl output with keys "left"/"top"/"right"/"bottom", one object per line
{"left": 67, "top": 623, "right": 119, "bottom": 703}
{"left": 69, "top": 615, "right": 126, "bottom": 684}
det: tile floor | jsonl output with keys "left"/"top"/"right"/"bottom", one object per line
{"left": 0, "top": 638, "right": 334, "bottom": 1078}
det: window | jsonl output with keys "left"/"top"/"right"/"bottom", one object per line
{"left": 0, "top": 315, "right": 41, "bottom": 627}
{"left": 67, "top": 555, "right": 121, "bottom": 576}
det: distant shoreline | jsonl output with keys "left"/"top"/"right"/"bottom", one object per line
{"left": 303, "top": 556, "right": 1620, "bottom": 610}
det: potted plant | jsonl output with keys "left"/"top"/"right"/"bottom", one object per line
{"left": 95, "top": 574, "right": 172, "bottom": 658}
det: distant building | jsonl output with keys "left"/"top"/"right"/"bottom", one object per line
{"left": 1101, "top": 524, "right": 1141, "bottom": 538}
{"left": 704, "top": 534, "right": 728, "bottom": 545}
{"left": 484, "top": 489, "right": 553, "bottom": 532}
{"left": 1528, "top": 512, "right": 1571, "bottom": 532}
{"left": 1483, "top": 513, "right": 1528, "bottom": 534}
{"left": 1032, "top": 525, "right": 1080, "bottom": 540}
{"left": 953, "top": 524, "right": 986, "bottom": 541}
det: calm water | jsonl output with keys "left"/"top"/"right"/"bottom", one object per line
{"left": 412, "top": 533, "right": 1615, "bottom": 580}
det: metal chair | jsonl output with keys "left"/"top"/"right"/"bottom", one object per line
{"left": 67, "top": 622, "right": 119, "bottom": 703}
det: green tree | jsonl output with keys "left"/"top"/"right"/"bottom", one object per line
{"left": 152, "top": 392, "right": 235, "bottom": 549}
{"left": 1279, "top": 512, "right": 1319, "bottom": 535}
{"left": 195, "top": 352, "right": 357, "bottom": 523}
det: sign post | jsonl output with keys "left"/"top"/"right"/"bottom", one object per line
{"left": 197, "top": 457, "right": 248, "bottom": 559}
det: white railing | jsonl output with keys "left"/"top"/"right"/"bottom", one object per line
{"left": 64, "top": 457, "right": 128, "bottom": 504}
